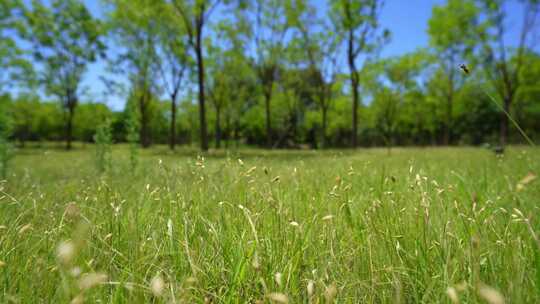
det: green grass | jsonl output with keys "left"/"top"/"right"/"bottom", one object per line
{"left": 1, "top": 145, "right": 539, "bottom": 303}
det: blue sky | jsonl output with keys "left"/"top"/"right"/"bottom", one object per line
{"left": 39, "top": 1, "right": 533, "bottom": 110}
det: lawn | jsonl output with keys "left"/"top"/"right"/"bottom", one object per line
{"left": 1, "top": 146, "right": 539, "bottom": 303}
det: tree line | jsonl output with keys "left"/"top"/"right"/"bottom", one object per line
{"left": 0, "top": 0, "right": 539, "bottom": 151}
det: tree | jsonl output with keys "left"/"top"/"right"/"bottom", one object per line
{"left": 241, "top": 0, "right": 294, "bottom": 147}
{"left": 330, "top": 0, "right": 388, "bottom": 147}
{"left": 514, "top": 51, "right": 540, "bottom": 141}
{"left": 428, "top": 0, "right": 479, "bottom": 145}
{"left": 106, "top": 0, "right": 160, "bottom": 148}
{"left": 171, "top": 0, "right": 223, "bottom": 151}
{"left": 372, "top": 87, "right": 399, "bottom": 151}
{"left": 0, "top": 0, "right": 19, "bottom": 90}
{"left": 18, "top": 0, "right": 105, "bottom": 150}
{"left": 207, "top": 21, "right": 257, "bottom": 148}
{"left": 206, "top": 40, "right": 231, "bottom": 149}
{"left": 384, "top": 51, "right": 432, "bottom": 145}
{"left": 275, "top": 67, "right": 307, "bottom": 147}
{"left": 0, "top": 94, "right": 13, "bottom": 178}
{"left": 74, "top": 103, "right": 113, "bottom": 142}
{"left": 10, "top": 94, "right": 40, "bottom": 146}
{"left": 155, "top": 2, "right": 191, "bottom": 150}
{"left": 296, "top": 2, "right": 341, "bottom": 147}
{"left": 476, "top": 0, "right": 539, "bottom": 145}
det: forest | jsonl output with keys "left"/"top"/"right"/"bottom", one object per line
{"left": 0, "top": 0, "right": 539, "bottom": 151}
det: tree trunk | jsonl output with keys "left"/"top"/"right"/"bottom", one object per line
{"left": 348, "top": 29, "right": 359, "bottom": 148}
{"left": 65, "top": 104, "right": 74, "bottom": 150}
{"left": 443, "top": 96, "right": 452, "bottom": 146}
{"left": 215, "top": 106, "right": 221, "bottom": 149}
{"left": 169, "top": 94, "right": 177, "bottom": 150}
{"left": 351, "top": 76, "right": 359, "bottom": 148}
{"left": 225, "top": 114, "right": 230, "bottom": 149}
{"left": 291, "top": 112, "right": 297, "bottom": 145}
{"left": 499, "top": 95, "right": 511, "bottom": 146}
{"left": 321, "top": 106, "right": 328, "bottom": 148}
{"left": 264, "top": 89, "right": 272, "bottom": 147}
{"left": 195, "top": 37, "right": 208, "bottom": 151}
{"left": 235, "top": 121, "right": 240, "bottom": 148}
{"left": 140, "top": 90, "right": 151, "bottom": 148}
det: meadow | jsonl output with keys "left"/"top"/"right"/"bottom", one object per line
{"left": 1, "top": 145, "right": 539, "bottom": 303}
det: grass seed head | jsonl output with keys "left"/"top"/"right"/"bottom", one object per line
{"left": 307, "top": 280, "right": 315, "bottom": 298}
{"left": 275, "top": 272, "right": 283, "bottom": 287}
{"left": 18, "top": 223, "right": 32, "bottom": 235}
{"left": 446, "top": 287, "right": 459, "bottom": 304}
{"left": 78, "top": 272, "right": 107, "bottom": 291}
{"left": 478, "top": 284, "right": 505, "bottom": 304}
{"left": 57, "top": 240, "right": 76, "bottom": 265}
{"left": 324, "top": 283, "right": 337, "bottom": 302}
{"left": 64, "top": 203, "right": 80, "bottom": 219}
{"left": 70, "top": 294, "right": 84, "bottom": 304}
{"left": 322, "top": 215, "right": 334, "bottom": 221}
{"left": 150, "top": 274, "right": 165, "bottom": 297}
{"left": 266, "top": 292, "right": 289, "bottom": 304}
{"left": 516, "top": 172, "right": 537, "bottom": 191}
{"left": 252, "top": 252, "right": 261, "bottom": 271}
{"left": 70, "top": 267, "right": 82, "bottom": 277}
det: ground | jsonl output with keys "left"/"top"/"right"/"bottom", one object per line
{"left": 1, "top": 145, "right": 539, "bottom": 303}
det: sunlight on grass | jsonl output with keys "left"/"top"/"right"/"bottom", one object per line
{"left": 0, "top": 146, "right": 539, "bottom": 303}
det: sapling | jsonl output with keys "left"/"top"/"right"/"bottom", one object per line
{"left": 125, "top": 111, "right": 139, "bottom": 173}
{"left": 94, "top": 119, "right": 113, "bottom": 173}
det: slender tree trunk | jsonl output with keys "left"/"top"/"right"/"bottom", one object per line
{"left": 264, "top": 89, "right": 272, "bottom": 147}
{"left": 235, "top": 121, "right": 240, "bottom": 148}
{"left": 443, "top": 95, "right": 452, "bottom": 146}
{"left": 321, "top": 106, "right": 328, "bottom": 148}
{"left": 140, "top": 90, "right": 151, "bottom": 148}
{"left": 500, "top": 95, "right": 511, "bottom": 146}
{"left": 170, "top": 94, "right": 177, "bottom": 150}
{"left": 195, "top": 38, "right": 208, "bottom": 151}
{"left": 351, "top": 76, "right": 359, "bottom": 148}
{"left": 386, "top": 133, "right": 392, "bottom": 155}
{"left": 291, "top": 112, "right": 297, "bottom": 145}
{"left": 215, "top": 106, "right": 221, "bottom": 149}
{"left": 348, "top": 30, "right": 359, "bottom": 148}
{"left": 65, "top": 104, "right": 74, "bottom": 150}
{"left": 20, "top": 127, "right": 27, "bottom": 148}
{"left": 225, "top": 114, "right": 230, "bottom": 149}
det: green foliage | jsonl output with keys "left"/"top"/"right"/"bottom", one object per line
{"left": 1, "top": 0, "right": 539, "bottom": 149}
{"left": 515, "top": 52, "right": 540, "bottom": 140}
{"left": 74, "top": 103, "right": 114, "bottom": 142}
{"left": 428, "top": 0, "right": 479, "bottom": 55}
{"left": 0, "top": 94, "right": 13, "bottom": 178}
{"left": 0, "top": 136, "right": 11, "bottom": 179}
{"left": 371, "top": 87, "right": 399, "bottom": 145}
{"left": 0, "top": 0, "right": 32, "bottom": 90}
{"left": 125, "top": 110, "right": 140, "bottom": 173}
{"left": 93, "top": 119, "right": 113, "bottom": 173}
{"left": 19, "top": 0, "right": 105, "bottom": 93}
{"left": 17, "top": 0, "right": 105, "bottom": 149}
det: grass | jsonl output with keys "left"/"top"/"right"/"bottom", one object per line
{"left": 1, "top": 145, "right": 539, "bottom": 303}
